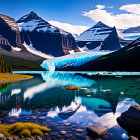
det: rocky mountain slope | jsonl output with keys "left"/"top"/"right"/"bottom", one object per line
{"left": 17, "top": 11, "right": 80, "bottom": 57}
{"left": 58, "top": 37, "right": 140, "bottom": 71}
{"left": 0, "top": 13, "right": 45, "bottom": 70}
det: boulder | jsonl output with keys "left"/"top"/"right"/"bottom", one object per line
{"left": 0, "top": 134, "right": 4, "bottom": 139}
{"left": 76, "top": 129, "right": 84, "bottom": 133}
{"left": 86, "top": 125, "right": 107, "bottom": 138}
{"left": 60, "top": 131, "right": 67, "bottom": 135}
{"left": 117, "top": 105, "right": 140, "bottom": 138}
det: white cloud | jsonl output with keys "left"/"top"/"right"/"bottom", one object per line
{"left": 83, "top": 4, "right": 140, "bottom": 29}
{"left": 48, "top": 21, "right": 89, "bottom": 35}
{"left": 120, "top": 4, "right": 140, "bottom": 15}
{"left": 96, "top": 5, "right": 105, "bottom": 10}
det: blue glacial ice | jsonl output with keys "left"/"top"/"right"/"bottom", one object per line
{"left": 41, "top": 51, "right": 110, "bottom": 71}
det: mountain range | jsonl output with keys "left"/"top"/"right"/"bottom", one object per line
{"left": 0, "top": 11, "right": 139, "bottom": 71}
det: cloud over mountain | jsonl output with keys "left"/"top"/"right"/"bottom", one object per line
{"left": 48, "top": 21, "right": 89, "bottom": 35}
{"left": 83, "top": 4, "right": 140, "bottom": 29}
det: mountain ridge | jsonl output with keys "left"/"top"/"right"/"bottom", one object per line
{"left": 60, "top": 37, "right": 140, "bottom": 71}
{"left": 17, "top": 11, "right": 80, "bottom": 57}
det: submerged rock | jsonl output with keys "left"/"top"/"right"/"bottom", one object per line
{"left": 86, "top": 125, "right": 107, "bottom": 138}
{"left": 39, "top": 116, "right": 46, "bottom": 120}
{"left": 117, "top": 105, "right": 140, "bottom": 138}
{"left": 76, "top": 129, "right": 84, "bottom": 133}
{"left": 60, "top": 131, "right": 67, "bottom": 135}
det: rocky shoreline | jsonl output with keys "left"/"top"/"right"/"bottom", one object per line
{"left": 1, "top": 105, "right": 140, "bottom": 140}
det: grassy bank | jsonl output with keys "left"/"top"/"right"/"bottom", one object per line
{"left": 0, "top": 73, "right": 33, "bottom": 84}
{"left": 0, "top": 122, "right": 51, "bottom": 138}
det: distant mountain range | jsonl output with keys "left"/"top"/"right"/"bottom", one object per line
{"left": 118, "top": 26, "right": 140, "bottom": 40}
{"left": 123, "top": 26, "right": 140, "bottom": 34}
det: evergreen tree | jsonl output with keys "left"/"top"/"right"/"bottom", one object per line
{"left": 0, "top": 55, "right": 13, "bottom": 73}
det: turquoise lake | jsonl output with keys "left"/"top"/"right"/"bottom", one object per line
{"left": 0, "top": 71, "right": 140, "bottom": 139}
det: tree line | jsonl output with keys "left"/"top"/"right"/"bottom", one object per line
{"left": 0, "top": 55, "right": 12, "bottom": 73}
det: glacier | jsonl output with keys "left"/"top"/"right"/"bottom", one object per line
{"left": 41, "top": 51, "right": 110, "bottom": 71}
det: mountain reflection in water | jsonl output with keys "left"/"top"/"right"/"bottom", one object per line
{"left": 0, "top": 71, "right": 139, "bottom": 140}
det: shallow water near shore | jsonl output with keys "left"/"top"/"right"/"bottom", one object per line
{"left": 0, "top": 71, "right": 140, "bottom": 139}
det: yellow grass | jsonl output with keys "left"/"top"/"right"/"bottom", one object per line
{"left": 0, "top": 73, "right": 33, "bottom": 84}
{"left": 0, "top": 122, "right": 51, "bottom": 138}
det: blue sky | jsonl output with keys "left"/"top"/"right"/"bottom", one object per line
{"left": 0, "top": 0, "right": 140, "bottom": 34}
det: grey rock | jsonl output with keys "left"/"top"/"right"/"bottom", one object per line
{"left": 36, "top": 136, "right": 42, "bottom": 140}
{"left": 129, "top": 136, "right": 139, "bottom": 140}
{"left": 0, "top": 134, "right": 4, "bottom": 139}
{"left": 60, "top": 131, "right": 67, "bottom": 135}
{"left": 117, "top": 105, "right": 140, "bottom": 138}
{"left": 76, "top": 129, "right": 84, "bottom": 133}
{"left": 6, "top": 138, "right": 13, "bottom": 140}
{"left": 86, "top": 125, "right": 107, "bottom": 138}
{"left": 64, "top": 123, "right": 71, "bottom": 126}
{"left": 86, "top": 136, "right": 101, "bottom": 140}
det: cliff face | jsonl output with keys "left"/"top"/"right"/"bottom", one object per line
{"left": 18, "top": 11, "right": 80, "bottom": 57}
{"left": 0, "top": 14, "right": 46, "bottom": 71}
{"left": 0, "top": 14, "right": 21, "bottom": 47}
{"left": 20, "top": 30, "right": 79, "bottom": 57}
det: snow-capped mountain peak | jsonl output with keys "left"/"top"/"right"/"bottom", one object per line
{"left": 76, "top": 21, "right": 113, "bottom": 41}
{"left": 17, "top": 11, "right": 72, "bottom": 36}
{"left": 17, "top": 12, "right": 80, "bottom": 57}
{"left": 93, "top": 21, "right": 110, "bottom": 28}
{"left": 17, "top": 11, "right": 44, "bottom": 23}
{"left": 17, "top": 11, "right": 53, "bottom": 32}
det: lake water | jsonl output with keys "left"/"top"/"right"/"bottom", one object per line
{"left": 0, "top": 71, "right": 140, "bottom": 139}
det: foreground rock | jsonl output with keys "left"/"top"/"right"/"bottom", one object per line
{"left": 86, "top": 125, "right": 107, "bottom": 138}
{"left": 60, "top": 131, "right": 67, "bottom": 135}
{"left": 0, "top": 134, "right": 4, "bottom": 140}
{"left": 117, "top": 105, "right": 140, "bottom": 138}
{"left": 128, "top": 136, "right": 138, "bottom": 140}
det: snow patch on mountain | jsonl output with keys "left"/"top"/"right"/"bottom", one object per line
{"left": 23, "top": 42, "right": 54, "bottom": 59}
{"left": 76, "top": 21, "right": 113, "bottom": 41}
{"left": 11, "top": 46, "right": 22, "bottom": 51}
